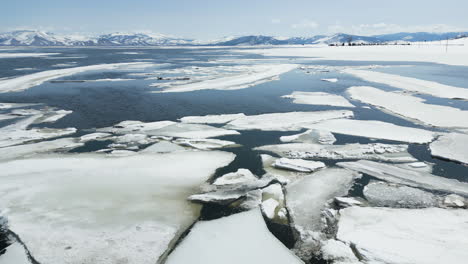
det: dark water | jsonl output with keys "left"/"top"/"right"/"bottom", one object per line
{"left": 1, "top": 47, "right": 468, "bottom": 263}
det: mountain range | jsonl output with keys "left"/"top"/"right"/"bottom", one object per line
{"left": 1, "top": 30, "right": 467, "bottom": 47}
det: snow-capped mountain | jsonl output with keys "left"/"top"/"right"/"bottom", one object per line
{"left": 0, "top": 30, "right": 194, "bottom": 46}
{"left": 95, "top": 32, "right": 193, "bottom": 46}
{"left": 1, "top": 30, "right": 467, "bottom": 46}
{"left": 0, "top": 30, "right": 80, "bottom": 46}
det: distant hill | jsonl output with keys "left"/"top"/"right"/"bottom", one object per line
{"left": 1, "top": 30, "right": 467, "bottom": 46}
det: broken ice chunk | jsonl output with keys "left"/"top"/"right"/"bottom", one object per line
{"left": 363, "top": 181, "right": 438, "bottom": 208}
{"left": 256, "top": 143, "right": 417, "bottom": 163}
{"left": 430, "top": 133, "right": 468, "bottom": 165}
{"left": 179, "top": 113, "right": 246, "bottom": 124}
{"left": 303, "top": 119, "right": 437, "bottom": 144}
{"left": 0, "top": 137, "right": 83, "bottom": 161}
{"left": 443, "top": 194, "right": 466, "bottom": 208}
{"left": 79, "top": 132, "right": 112, "bottom": 142}
{"left": 286, "top": 168, "right": 361, "bottom": 260}
{"left": 0, "top": 151, "right": 235, "bottom": 264}
{"left": 320, "top": 239, "right": 360, "bottom": 264}
{"left": 273, "top": 158, "right": 325, "bottom": 173}
{"left": 164, "top": 209, "right": 304, "bottom": 264}
{"left": 262, "top": 199, "right": 279, "bottom": 219}
{"left": 282, "top": 92, "right": 354, "bottom": 107}
{"left": 337, "top": 207, "right": 468, "bottom": 264}
{"left": 0, "top": 243, "right": 31, "bottom": 264}
{"left": 338, "top": 160, "right": 468, "bottom": 197}
{"left": 173, "top": 138, "right": 237, "bottom": 150}
{"left": 280, "top": 129, "right": 336, "bottom": 145}
{"left": 140, "top": 141, "right": 185, "bottom": 154}
{"left": 334, "top": 197, "right": 362, "bottom": 208}
{"left": 213, "top": 169, "right": 257, "bottom": 186}
{"left": 224, "top": 111, "right": 353, "bottom": 131}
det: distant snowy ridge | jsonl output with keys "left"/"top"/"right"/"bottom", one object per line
{"left": 1, "top": 30, "right": 467, "bottom": 46}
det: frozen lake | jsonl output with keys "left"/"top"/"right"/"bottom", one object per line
{"left": 0, "top": 46, "right": 467, "bottom": 264}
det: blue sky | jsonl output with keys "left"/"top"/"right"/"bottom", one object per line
{"left": 2, "top": 0, "right": 468, "bottom": 39}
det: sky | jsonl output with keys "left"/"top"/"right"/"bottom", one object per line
{"left": 2, "top": 0, "right": 468, "bottom": 39}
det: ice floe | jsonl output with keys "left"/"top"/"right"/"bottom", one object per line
{"left": 273, "top": 158, "right": 325, "bottom": 172}
{"left": 443, "top": 194, "right": 466, "bottom": 208}
{"left": 260, "top": 154, "right": 306, "bottom": 184}
{"left": 180, "top": 113, "right": 246, "bottom": 124}
{"left": 344, "top": 68, "right": 468, "bottom": 100}
{"left": 338, "top": 160, "right": 468, "bottom": 197}
{"left": 333, "top": 197, "right": 363, "bottom": 208}
{"left": 282, "top": 92, "right": 355, "bottom": 107}
{"left": 0, "top": 113, "right": 76, "bottom": 148}
{"left": 363, "top": 181, "right": 438, "bottom": 208}
{"left": 256, "top": 143, "right": 417, "bottom": 162}
{"left": 0, "top": 62, "right": 153, "bottom": 93}
{"left": 430, "top": 133, "right": 468, "bottom": 165}
{"left": 189, "top": 173, "right": 277, "bottom": 205}
{"left": 0, "top": 103, "right": 39, "bottom": 110}
{"left": 225, "top": 110, "right": 353, "bottom": 131}
{"left": 261, "top": 183, "right": 287, "bottom": 222}
{"left": 79, "top": 132, "right": 112, "bottom": 142}
{"left": 336, "top": 207, "right": 468, "bottom": 264}
{"left": 0, "top": 243, "right": 31, "bottom": 264}
{"left": 348, "top": 86, "right": 468, "bottom": 128}
{"left": 319, "top": 239, "right": 360, "bottom": 264}
{"left": 213, "top": 169, "right": 257, "bottom": 186}
{"left": 99, "top": 120, "right": 239, "bottom": 139}
{"left": 0, "top": 151, "right": 235, "bottom": 264}
{"left": 140, "top": 141, "right": 185, "bottom": 154}
{"left": 286, "top": 168, "right": 361, "bottom": 260}
{"left": 280, "top": 129, "right": 336, "bottom": 144}
{"left": 173, "top": 138, "right": 237, "bottom": 150}
{"left": 0, "top": 53, "right": 60, "bottom": 59}
{"left": 321, "top": 78, "right": 338, "bottom": 83}
{"left": 164, "top": 209, "right": 304, "bottom": 264}
{"left": 0, "top": 137, "right": 83, "bottom": 161}
{"left": 154, "top": 64, "right": 297, "bottom": 93}
{"left": 304, "top": 119, "right": 437, "bottom": 143}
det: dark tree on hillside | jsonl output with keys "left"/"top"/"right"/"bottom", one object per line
{"left": 346, "top": 36, "right": 353, "bottom": 46}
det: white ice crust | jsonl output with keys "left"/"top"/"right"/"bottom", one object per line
{"left": 0, "top": 151, "right": 235, "bottom": 264}
{"left": 337, "top": 207, "right": 468, "bottom": 264}
{"left": 165, "top": 209, "right": 304, "bottom": 264}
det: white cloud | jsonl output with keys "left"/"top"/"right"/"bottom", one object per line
{"left": 327, "top": 23, "right": 468, "bottom": 35}
{"left": 292, "top": 20, "right": 319, "bottom": 29}
{"left": 271, "top": 19, "right": 281, "bottom": 24}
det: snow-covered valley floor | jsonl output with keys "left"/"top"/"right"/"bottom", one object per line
{"left": 0, "top": 43, "right": 468, "bottom": 264}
